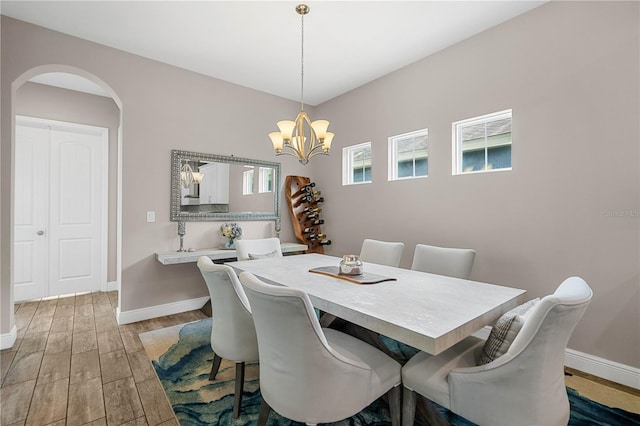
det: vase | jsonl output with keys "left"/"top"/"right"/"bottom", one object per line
{"left": 339, "top": 255, "right": 363, "bottom": 275}
{"left": 224, "top": 239, "right": 235, "bottom": 249}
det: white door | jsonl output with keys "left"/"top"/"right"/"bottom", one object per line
{"left": 13, "top": 125, "right": 49, "bottom": 301}
{"left": 13, "top": 117, "right": 108, "bottom": 301}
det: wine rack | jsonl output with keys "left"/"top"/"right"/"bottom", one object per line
{"left": 285, "top": 175, "right": 331, "bottom": 254}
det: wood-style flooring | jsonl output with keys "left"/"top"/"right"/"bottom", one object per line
{"left": 0, "top": 291, "right": 207, "bottom": 425}
{"left": 1, "top": 291, "right": 638, "bottom": 425}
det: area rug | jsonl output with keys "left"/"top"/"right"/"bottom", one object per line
{"left": 139, "top": 319, "right": 640, "bottom": 426}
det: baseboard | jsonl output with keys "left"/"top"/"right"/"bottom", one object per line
{"left": 0, "top": 325, "right": 17, "bottom": 350}
{"left": 565, "top": 348, "right": 640, "bottom": 390}
{"left": 106, "top": 280, "right": 119, "bottom": 292}
{"left": 117, "top": 296, "right": 210, "bottom": 325}
{"left": 473, "top": 326, "right": 639, "bottom": 390}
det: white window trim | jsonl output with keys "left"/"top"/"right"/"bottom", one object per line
{"left": 452, "top": 109, "right": 512, "bottom": 176}
{"left": 388, "top": 128, "right": 429, "bottom": 181}
{"left": 258, "top": 167, "right": 273, "bottom": 193}
{"left": 242, "top": 167, "right": 255, "bottom": 195}
{"left": 342, "top": 141, "right": 372, "bottom": 186}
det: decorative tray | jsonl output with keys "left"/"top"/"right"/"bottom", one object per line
{"left": 309, "top": 266, "right": 396, "bottom": 285}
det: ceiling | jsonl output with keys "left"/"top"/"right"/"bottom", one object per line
{"left": 2, "top": 1, "right": 546, "bottom": 105}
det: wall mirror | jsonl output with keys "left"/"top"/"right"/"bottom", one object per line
{"left": 170, "top": 149, "right": 281, "bottom": 222}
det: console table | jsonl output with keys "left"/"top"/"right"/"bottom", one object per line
{"left": 156, "top": 242, "right": 308, "bottom": 265}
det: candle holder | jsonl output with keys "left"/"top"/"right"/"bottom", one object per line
{"left": 177, "top": 221, "right": 187, "bottom": 252}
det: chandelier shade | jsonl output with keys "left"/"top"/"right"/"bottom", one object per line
{"left": 269, "top": 4, "right": 333, "bottom": 165}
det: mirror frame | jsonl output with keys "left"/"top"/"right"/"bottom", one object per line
{"left": 170, "top": 149, "right": 281, "bottom": 222}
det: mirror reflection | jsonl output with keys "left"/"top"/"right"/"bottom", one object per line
{"left": 171, "top": 150, "right": 280, "bottom": 222}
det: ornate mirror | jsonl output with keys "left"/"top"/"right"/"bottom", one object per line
{"left": 170, "top": 150, "right": 281, "bottom": 222}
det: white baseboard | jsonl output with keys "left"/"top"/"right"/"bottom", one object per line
{"left": 473, "top": 326, "right": 639, "bottom": 390}
{"left": 106, "top": 281, "right": 119, "bottom": 292}
{"left": 0, "top": 325, "right": 17, "bottom": 350}
{"left": 565, "top": 348, "right": 640, "bottom": 390}
{"left": 117, "top": 296, "right": 210, "bottom": 325}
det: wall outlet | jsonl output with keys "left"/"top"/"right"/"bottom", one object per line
{"left": 146, "top": 211, "right": 156, "bottom": 223}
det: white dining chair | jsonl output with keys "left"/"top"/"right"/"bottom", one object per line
{"left": 359, "top": 238, "right": 405, "bottom": 267}
{"left": 410, "top": 243, "right": 476, "bottom": 279}
{"left": 239, "top": 271, "right": 402, "bottom": 426}
{"left": 401, "top": 276, "right": 593, "bottom": 426}
{"left": 196, "top": 256, "right": 259, "bottom": 418}
{"left": 234, "top": 237, "right": 283, "bottom": 261}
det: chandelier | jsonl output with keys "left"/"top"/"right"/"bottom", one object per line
{"left": 269, "top": 4, "right": 333, "bottom": 165}
{"left": 180, "top": 162, "right": 203, "bottom": 187}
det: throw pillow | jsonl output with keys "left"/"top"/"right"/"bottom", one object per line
{"left": 248, "top": 250, "right": 279, "bottom": 260}
{"left": 477, "top": 298, "right": 540, "bottom": 365}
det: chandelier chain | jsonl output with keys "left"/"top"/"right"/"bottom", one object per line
{"left": 300, "top": 11, "right": 305, "bottom": 112}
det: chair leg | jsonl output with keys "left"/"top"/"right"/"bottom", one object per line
{"left": 257, "top": 396, "right": 271, "bottom": 426}
{"left": 388, "top": 385, "right": 402, "bottom": 426}
{"left": 402, "top": 387, "right": 416, "bottom": 426}
{"left": 209, "top": 353, "right": 222, "bottom": 380}
{"left": 233, "top": 362, "right": 245, "bottom": 418}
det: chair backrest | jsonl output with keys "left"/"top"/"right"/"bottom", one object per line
{"left": 196, "top": 256, "right": 258, "bottom": 362}
{"left": 239, "top": 271, "right": 374, "bottom": 423}
{"left": 449, "top": 276, "right": 592, "bottom": 425}
{"left": 410, "top": 243, "right": 476, "bottom": 279}
{"left": 234, "top": 237, "right": 283, "bottom": 261}
{"left": 359, "top": 239, "right": 404, "bottom": 267}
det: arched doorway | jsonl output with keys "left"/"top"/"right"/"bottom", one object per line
{"left": 6, "top": 65, "right": 123, "bottom": 347}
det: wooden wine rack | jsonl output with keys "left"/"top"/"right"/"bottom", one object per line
{"left": 285, "top": 175, "right": 330, "bottom": 254}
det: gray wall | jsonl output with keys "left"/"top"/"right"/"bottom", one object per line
{"left": 312, "top": 1, "right": 639, "bottom": 367}
{"left": 1, "top": 1, "right": 638, "bottom": 369}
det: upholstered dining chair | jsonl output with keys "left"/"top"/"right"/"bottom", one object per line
{"left": 359, "top": 238, "right": 405, "bottom": 267}
{"left": 410, "top": 243, "right": 476, "bottom": 279}
{"left": 235, "top": 237, "right": 283, "bottom": 261}
{"left": 196, "top": 256, "right": 259, "bottom": 419}
{"left": 239, "top": 271, "right": 403, "bottom": 426}
{"left": 401, "top": 276, "right": 593, "bottom": 426}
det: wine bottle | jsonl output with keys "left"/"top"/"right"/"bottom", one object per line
{"left": 319, "top": 239, "right": 332, "bottom": 246}
{"left": 309, "top": 219, "right": 325, "bottom": 226}
{"left": 291, "top": 182, "right": 315, "bottom": 198}
{"left": 302, "top": 206, "right": 322, "bottom": 215}
{"left": 309, "top": 196, "right": 325, "bottom": 204}
{"left": 308, "top": 233, "right": 327, "bottom": 241}
{"left": 293, "top": 194, "right": 313, "bottom": 207}
{"left": 306, "top": 213, "right": 320, "bottom": 220}
{"left": 302, "top": 227, "right": 317, "bottom": 234}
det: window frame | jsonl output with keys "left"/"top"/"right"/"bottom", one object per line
{"left": 388, "top": 128, "right": 429, "bottom": 181}
{"left": 342, "top": 142, "right": 372, "bottom": 186}
{"left": 258, "top": 166, "right": 273, "bottom": 194}
{"left": 242, "top": 167, "right": 255, "bottom": 195}
{"left": 452, "top": 109, "right": 512, "bottom": 175}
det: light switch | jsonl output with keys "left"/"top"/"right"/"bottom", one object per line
{"left": 146, "top": 211, "right": 156, "bottom": 223}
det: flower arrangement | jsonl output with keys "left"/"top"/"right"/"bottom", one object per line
{"left": 220, "top": 222, "right": 242, "bottom": 248}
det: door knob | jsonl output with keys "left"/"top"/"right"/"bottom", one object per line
{"left": 36, "top": 230, "right": 44, "bottom": 236}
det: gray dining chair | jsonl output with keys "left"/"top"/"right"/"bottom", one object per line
{"left": 359, "top": 238, "right": 405, "bottom": 267}
{"left": 401, "top": 276, "right": 592, "bottom": 426}
{"left": 235, "top": 237, "right": 283, "bottom": 261}
{"left": 196, "top": 256, "right": 259, "bottom": 418}
{"left": 239, "top": 271, "right": 402, "bottom": 426}
{"left": 410, "top": 243, "right": 476, "bottom": 279}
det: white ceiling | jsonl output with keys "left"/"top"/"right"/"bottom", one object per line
{"left": 2, "top": 1, "right": 546, "bottom": 105}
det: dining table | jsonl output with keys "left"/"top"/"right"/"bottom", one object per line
{"left": 228, "top": 253, "right": 527, "bottom": 356}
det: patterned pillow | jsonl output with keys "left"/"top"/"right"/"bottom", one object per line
{"left": 477, "top": 298, "right": 539, "bottom": 365}
{"left": 248, "top": 250, "right": 279, "bottom": 260}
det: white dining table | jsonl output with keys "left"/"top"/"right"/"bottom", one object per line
{"left": 228, "top": 253, "right": 527, "bottom": 355}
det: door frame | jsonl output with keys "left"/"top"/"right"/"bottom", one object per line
{"left": 15, "top": 115, "right": 109, "bottom": 296}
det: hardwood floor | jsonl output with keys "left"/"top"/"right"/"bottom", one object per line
{"left": 2, "top": 291, "right": 638, "bottom": 425}
{"left": 0, "top": 291, "right": 207, "bottom": 425}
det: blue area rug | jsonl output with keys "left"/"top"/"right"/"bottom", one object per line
{"left": 139, "top": 319, "right": 640, "bottom": 426}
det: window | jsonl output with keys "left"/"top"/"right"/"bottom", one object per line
{"left": 342, "top": 142, "right": 372, "bottom": 185}
{"left": 242, "top": 167, "right": 254, "bottom": 195}
{"left": 258, "top": 167, "right": 273, "bottom": 193}
{"left": 453, "top": 110, "right": 512, "bottom": 175}
{"left": 388, "top": 128, "right": 428, "bottom": 181}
